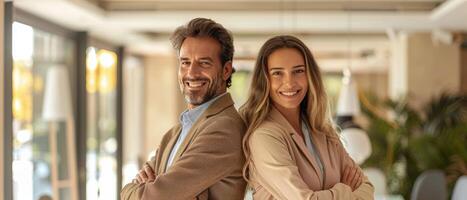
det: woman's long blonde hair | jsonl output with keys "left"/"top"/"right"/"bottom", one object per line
{"left": 239, "top": 35, "right": 339, "bottom": 182}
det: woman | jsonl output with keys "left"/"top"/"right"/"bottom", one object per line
{"left": 240, "top": 35, "right": 374, "bottom": 199}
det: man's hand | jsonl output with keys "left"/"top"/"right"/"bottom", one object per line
{"left": 341, "top": 166, "right": 363, "bottom": 191}
{"left": 132, "top": 163, "right": 156, "bottom": 184}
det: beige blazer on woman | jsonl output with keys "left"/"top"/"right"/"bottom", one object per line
{"left": 248, "top": 107, "right": 374, "bottom": 200}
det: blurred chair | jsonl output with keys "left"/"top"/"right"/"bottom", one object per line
{"left": 363, "top": 168, "right": 387, "bottom": 196}
{"left": 411, "top": 170, "right": 447, "bottom": 200}
{"left": 452, "top": 175, "right": 467, "bottom": 200}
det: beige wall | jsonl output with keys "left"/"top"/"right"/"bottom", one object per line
{"left": 406, "top": 33, "right": 461, "bottom": 109}
{"left": 354, "top": 73, "right": 388, "bottom": 100}
{"left": 143, "top": 54, "right": 185, "bottom": 162}
{"left": 1, "top": 1, "right": 5, "bottom": 199}
{"left": 389, "top": 32, "right": 461, "bottom": 109}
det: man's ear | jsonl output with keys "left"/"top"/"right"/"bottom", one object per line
{"left": 222, "top": 61, "right": 233, "bottom": 81}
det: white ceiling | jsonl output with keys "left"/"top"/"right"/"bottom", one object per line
{"left": 12, "top": 0, "right": 467, "bottom": 72}
{"left": 96, "top": 0, "right": 443, "bottom": 11}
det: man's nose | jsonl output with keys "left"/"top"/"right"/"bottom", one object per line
{"left": 186, "top": 62, "right": 201, "bottom": 75}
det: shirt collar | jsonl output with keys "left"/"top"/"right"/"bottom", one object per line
{"left": 179, "top": 92, "right": 227, "bottom": 124}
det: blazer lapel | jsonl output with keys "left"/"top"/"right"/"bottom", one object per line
{"left": 309, "top": 130, "right": 330, "bottom": 185}
{"left": 269, "top": 107, "right": 324, "bottom": 183}
{"left": 290, "top": 134, "right": 324, "bottom": 182}
{"left": 309, "top": 130, "right": 327, "bottom": 166}
{"left": 158, "top": 124, "right": 182, "bottom": 174}
{"left": 169, "top": 93, "right": 235, "bottom": 167}
{"left": 170, "top": 115, "right": 204, "bottom": 166}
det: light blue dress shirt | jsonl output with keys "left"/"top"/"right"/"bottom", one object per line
{"left": 165, "top": 93, "right": 227, "bottom": 170}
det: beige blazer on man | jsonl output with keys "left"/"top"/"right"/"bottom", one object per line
{"left": 121, "top": 93, "right": 247, "bottom": 200}
{"left": 248, "top": 107, "right": 374, "bottom": 200}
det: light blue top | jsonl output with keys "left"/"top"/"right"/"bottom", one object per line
{"left": 165, "top": 93, "right": 227, "bottom": 170}
{"left": 302, "top": 121, "right": 324, "bottom": 184}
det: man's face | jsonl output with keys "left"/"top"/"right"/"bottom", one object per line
{"left": 178, "top": 37, "right": 231, "bottom": 109}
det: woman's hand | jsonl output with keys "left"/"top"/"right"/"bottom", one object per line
{"left": 341, "top": 166, "right": 363, "bottom": 191}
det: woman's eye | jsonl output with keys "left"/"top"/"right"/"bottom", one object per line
{"left": 271, "top": 71, "right": 281, "bottom": 76}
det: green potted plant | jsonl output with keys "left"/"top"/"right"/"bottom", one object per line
{"left": 360, "top": 92, "right": 467, "bottom": 199}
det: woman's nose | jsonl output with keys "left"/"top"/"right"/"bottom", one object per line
{"left": 283, "top": 73, "right": 295, "bottom": 86}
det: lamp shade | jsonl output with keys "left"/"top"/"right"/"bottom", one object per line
{"left": 337, "top": 76, "right": 361, "bottom": 116}
{"left": 42, "top": 66, "right": 71, "bottom": 121}
{"left": 340, "top": 128, "right": 372, "bottom": 164}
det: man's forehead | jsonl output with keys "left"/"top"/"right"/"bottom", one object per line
{"left": 179, "top": 37, "right": 221, "bottom": 58}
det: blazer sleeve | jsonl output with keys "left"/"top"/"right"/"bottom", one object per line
{"left": 120, "top": 152, "right": 158, "bottom": 200}
{"left": 137, "top": 117, "right": 244, "bottom": 200}
{"left": 336, "top": 139, "right": 375, "bottom": 200}
{"left": 249, "top": 129, "right": 356, "bottom": 200}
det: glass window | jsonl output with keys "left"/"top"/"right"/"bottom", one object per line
{"left": 12, "top": 21, "right": 76, "bottom": 200}
{"left": 85, "top": 47, "right": 118, "bottom": 200}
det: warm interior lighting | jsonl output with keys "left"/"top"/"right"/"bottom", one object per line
{"left": 98, "top": 50, "right": 115, "bottom": 69}
{"left": 97, "top": 49, "right": 117, "bottom": 93}
{"left": 86, "top": 47, "right": 99, "bottom": 93}
{"left": 12, "top": 62, "right": 33, "bottom": 122}
{"left": 86, "top": 47, "right": 117, "bottom": 94}
{"left": 87, "top": 47, "right": 98, "bottom": 71}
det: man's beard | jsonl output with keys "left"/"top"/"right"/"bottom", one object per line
{"left": 181, "top": 72, "right": 224, "bottom": 106}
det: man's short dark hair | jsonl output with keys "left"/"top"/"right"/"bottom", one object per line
{"left": 171, "top": 18, "right": 235, "bottom": 88}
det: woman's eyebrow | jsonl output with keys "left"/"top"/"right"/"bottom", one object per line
{"left": 293, "top": 65, "right": 306, "bottom": 68}
{"left": 269, "top": 67, "right": 284, "bottom": 70}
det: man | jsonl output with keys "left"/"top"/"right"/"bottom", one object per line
{"left": 120, "top": 18, "right": 246, "bottom": 200}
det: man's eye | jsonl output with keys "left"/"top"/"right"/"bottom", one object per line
{"left": 181, "top": 61, "right": 190, "bottom": 65}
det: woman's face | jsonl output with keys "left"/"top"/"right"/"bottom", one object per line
{"left": 267, "top": 48, "right": 308, "bottom": 110}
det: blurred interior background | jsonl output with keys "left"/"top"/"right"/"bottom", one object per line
{"left": 1, "top": 0, "right": 467, "bottom": 200}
